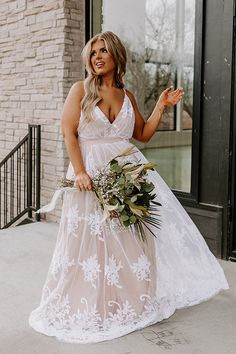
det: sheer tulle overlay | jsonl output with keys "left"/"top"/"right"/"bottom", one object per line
{"left": 29, "top": 91, "right": 229, "bottom": 343}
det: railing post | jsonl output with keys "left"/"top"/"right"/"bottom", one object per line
{"left": 27, "top": 125, "right": 33, "bottom": 218}
{"left": 35, "top": 125, "right": 41, "bottom": 221}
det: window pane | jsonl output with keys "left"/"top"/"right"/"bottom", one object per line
{"left": 101, "top": 0, "right": 195, "bottom": 192}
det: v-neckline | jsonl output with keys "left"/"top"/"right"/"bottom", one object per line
{"left": 96, "top": 92, "right": 126, "bottom": 125}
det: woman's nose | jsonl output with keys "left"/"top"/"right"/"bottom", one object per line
{"left": 95, "top": 50, "right": 102, "bottom": 59}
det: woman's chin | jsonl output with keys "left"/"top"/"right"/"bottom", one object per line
{"left": 95, "top": 68, "right": 105, "bottom": 75}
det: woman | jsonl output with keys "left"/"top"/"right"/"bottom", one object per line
{"left": 29, "top": 31, "right": 229, "bottom": 343}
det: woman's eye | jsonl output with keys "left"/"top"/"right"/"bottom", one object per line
{"left": 102, "top": 48, "right": 107, "bottom": 53}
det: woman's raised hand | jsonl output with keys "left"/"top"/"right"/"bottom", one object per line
{"left": 74, "top": 171, "right": 92, "bottom": 192}
{"left": 158, "top": 86, "right": 184, "bottom": 108}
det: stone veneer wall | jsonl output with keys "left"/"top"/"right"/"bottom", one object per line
{"left": 0, "top": 0, "right": 85, "bottom": 222}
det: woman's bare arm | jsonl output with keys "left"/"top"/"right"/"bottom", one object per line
{"left": 60, "top": 81, "right": 92, "bottom": 191}
{"left": 126, "top": 86, "right": 184, "bottom": 143}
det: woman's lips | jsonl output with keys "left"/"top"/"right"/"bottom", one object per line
{"left": 96, "top": 62, "right": 105, "bottom": 68}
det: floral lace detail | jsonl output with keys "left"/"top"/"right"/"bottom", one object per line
{"left": 67, "top": 205, "right": 130, "bottom": 240}
{"left": 131, "top": 255, "right": 151, "bottom": 281}
{"left": 105, "top": 300, "right": 137, "bottom": 326}
{"left": 67, "top": 207, "right": 104, "bottom": 239}
{"left": 44, "top": 293, "right": 71, "bottom": 329}
{"left": 33, "top": 292, "right": 161, "bottom": 342}
{"left": 105, "top": 255, "right": 123, "bottom": 288}
{"left": 87, "top": 210, "right": 103, "bottom": 237}
{"left": 79, "top": 255, "right": 101, "bottom": 288}
{"left": 68, "top": 298, "right": 102, "bottom": 332}
{"left": 67, "top": 206, "right": 83, "bottom": 235}
{"left": 140, "top": 294, "right": 159, "bottom": 314}
{"left": 104, "top": 218, "right": 128, "bottom": 236}
{"left": 50, "top": 250, "right": 76, "bottom": 280}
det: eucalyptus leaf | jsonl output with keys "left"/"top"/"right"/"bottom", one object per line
{"left": 123, "top": 220, "right": 130, "bottom": 227}
{"left": 117, "top": 205, "right": 125, "bottom": 212}
{"left": 129, "top": 215, "right": 137, "bottom": 224}
{"left": 112, "top": 165, "right": 123, "bottom": 173}
{"left": 121, "top": 214, "right": 129, "bottom": 221}
{"left": 117, "top": 177, "right": 125, "bottom": 185}
{"left": 131, "top": 195, "right": 137, "bottom": 203}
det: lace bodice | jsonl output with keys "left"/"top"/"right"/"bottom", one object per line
{"left": 78, "top": 91, "right": 135, "bottom": 141}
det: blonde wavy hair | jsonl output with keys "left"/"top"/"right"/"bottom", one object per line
{"left": 81, "top": 31, "right": 127, "bottom": 119}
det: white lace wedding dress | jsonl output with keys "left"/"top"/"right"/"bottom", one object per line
{"left": 29, "top": 89, "right": 229, "bottom": 343}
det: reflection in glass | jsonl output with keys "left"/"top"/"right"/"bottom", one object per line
{"left": 101, "top": 0, "right": 195, "bottom": 192}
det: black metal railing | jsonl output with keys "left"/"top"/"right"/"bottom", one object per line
{"left": 0, "top": 124, "right": 41, "bottom": 229}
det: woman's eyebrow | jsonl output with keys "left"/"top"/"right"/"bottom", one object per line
{"left": 91, "top": 46, "right": 106, "bottom": 52}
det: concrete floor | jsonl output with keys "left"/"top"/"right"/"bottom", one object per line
{"left": 0, "top": 221, "right": 236, "bottom": 354}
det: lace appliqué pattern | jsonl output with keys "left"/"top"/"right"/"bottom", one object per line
{"left": 131, "top": 255, "right": 151, "bottom": 281}
{"left": 105, "top": 300, "right": 137, "bottom": 327}
{"left": 79, "top": 255, "right": 101, "bottom": 288}
{"left": 67, "top": 206, "right": 104, "bottom": 239}
{"left": 67, "top": 206, "right": 131, "bottom": 240}
{"left": 67, "top": 206, "right": 83, "bottom": 235}
{"left": 50, "top": 250, "right": 76, "bottom": 281}
{"left": 87, "top": 210, "right": 103, "bottom": 237}
{"left": 45, "top": 293, "right": 71, "bottom": 329}
{"left": 36, "top": 292, "right": 161, "bottom": 342}
{"left": 105, "top": 255, "right": 123, "bottom": 288}
{"left": 68, "top": 298, "right": 102, "bottom": 333}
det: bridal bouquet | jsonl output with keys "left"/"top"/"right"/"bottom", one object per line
{"left": 61, "top": 147, "right": 161, "bottom": 242}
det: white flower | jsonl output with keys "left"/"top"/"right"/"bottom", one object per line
{"left": 131, "top": 255, "right": 151, "bottom": 281}
{"left": 105, "top": 255, "right": 123, "bottom": 288}
{"left": 101, "top": 203, "right": 119, "bottom": 223}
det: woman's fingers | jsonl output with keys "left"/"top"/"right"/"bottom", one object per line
{"left": 74, "top": 174, "right": 92, "bottom": 192}
{"left": 76, "top": 184, "right": 92, "bottom": 192}
{"left": 84, "top": 183, "right": 92, "bottom": 191}
{"left": 171, "top": 88, "right": 184, "bottom": 96}
{"left": 78, "top": 183, "right": 92, "bottom": 191}
{"left": 168, "top": 88, "right": 184, "bottom": 103}
{"left": 164, "top": 86, "right": 173, "bottom": 95}
{"left": 159, "top": 86, "right": 184, "bottom": 107}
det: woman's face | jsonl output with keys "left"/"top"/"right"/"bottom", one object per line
{"left": 90, "top": 39, "right": 116, "bottom": 75}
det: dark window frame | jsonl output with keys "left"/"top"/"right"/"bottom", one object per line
{"left": 173, "top": 0, "right": 204, "bottom": 204}
{"left": 228, "top": 0, "right": 236, "bottom": 261}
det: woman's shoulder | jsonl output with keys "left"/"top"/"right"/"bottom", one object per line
{"left": 62, "top": 81, "right": 85, "bottom": 118}
{"left": 70, "top": 80, "right": 85, "bottom": 99}
{"left": 124, "top": 88, "right": 137, "bottom": 107}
